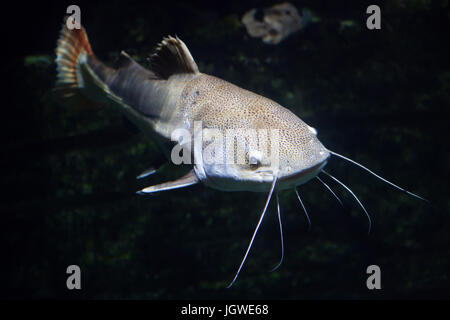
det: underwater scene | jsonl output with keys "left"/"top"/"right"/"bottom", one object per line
{"left": 2, "top": 0, "right": 450, "bottom": 300}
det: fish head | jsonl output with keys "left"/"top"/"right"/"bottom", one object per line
{"left": 274, "top": 121, "right": 330, "bottom": 190}
{"left": 194, "top": 99, "right": 330, "bottom": 192}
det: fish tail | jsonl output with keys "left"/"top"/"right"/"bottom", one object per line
{"left": 54, "top": 20, "right": 113, "bottom": 108}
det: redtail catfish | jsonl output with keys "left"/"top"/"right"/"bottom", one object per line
{"left": 55, "top": 20, "right": 426, "bottom": 287}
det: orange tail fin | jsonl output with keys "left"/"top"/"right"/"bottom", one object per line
{"left": 54, "top": 22, "right": 99, "bottom": 108}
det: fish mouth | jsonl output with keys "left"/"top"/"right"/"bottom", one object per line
{"left": 279, "top": 156, "right": 329, "bottom": 186}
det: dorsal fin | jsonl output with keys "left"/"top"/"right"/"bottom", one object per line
{"left": 147, "top": 36, "right": 199, "bottom": 79}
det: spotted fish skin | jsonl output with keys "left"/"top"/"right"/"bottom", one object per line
{"left": 55, "top": 22, "right": 329, "bottom": 192}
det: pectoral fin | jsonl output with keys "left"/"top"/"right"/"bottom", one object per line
{"left": 137, "top": 170, "right": 199, "bottom": 194}
{"left": 136, "top": 167, "right": 157, "bottom": 180}
{"left": 136, "top": 163, "right": 169, "bottom": 180}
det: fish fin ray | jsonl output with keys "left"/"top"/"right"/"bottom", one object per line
{"left": 54, "top": 18, "right": 116, "bottom": 108}
{"left": 147, "top": 36, "right": 199, "bottom": 79}
{"left": 54, "top": 20, "right": 99, "bottom": 108}
{"left": 55, "top": 20, "right": 93, "bottom": 90}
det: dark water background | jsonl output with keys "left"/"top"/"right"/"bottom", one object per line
{"left": 1, "top": 0, "right": 449, "bottom": 299}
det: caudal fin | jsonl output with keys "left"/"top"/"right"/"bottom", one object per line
{"left": 56, "top": 22, "right": 93, "bottom": 90}
{"left": 54, "top": 21, "right": 102, "bottom": 108}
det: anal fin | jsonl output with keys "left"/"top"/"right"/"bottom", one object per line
{"left": 137, "top": 170, "right": 199, "bottom": 194}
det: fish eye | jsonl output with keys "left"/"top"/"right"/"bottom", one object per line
{"left": 248, "top": 150, "right": 263, "bottom": 170}
{"left": 250, "top": 160, "right": 261, "bottom": 170}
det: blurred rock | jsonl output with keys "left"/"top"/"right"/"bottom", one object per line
{"left": 242, "top": 2, "right": 311, "bottom": 44}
